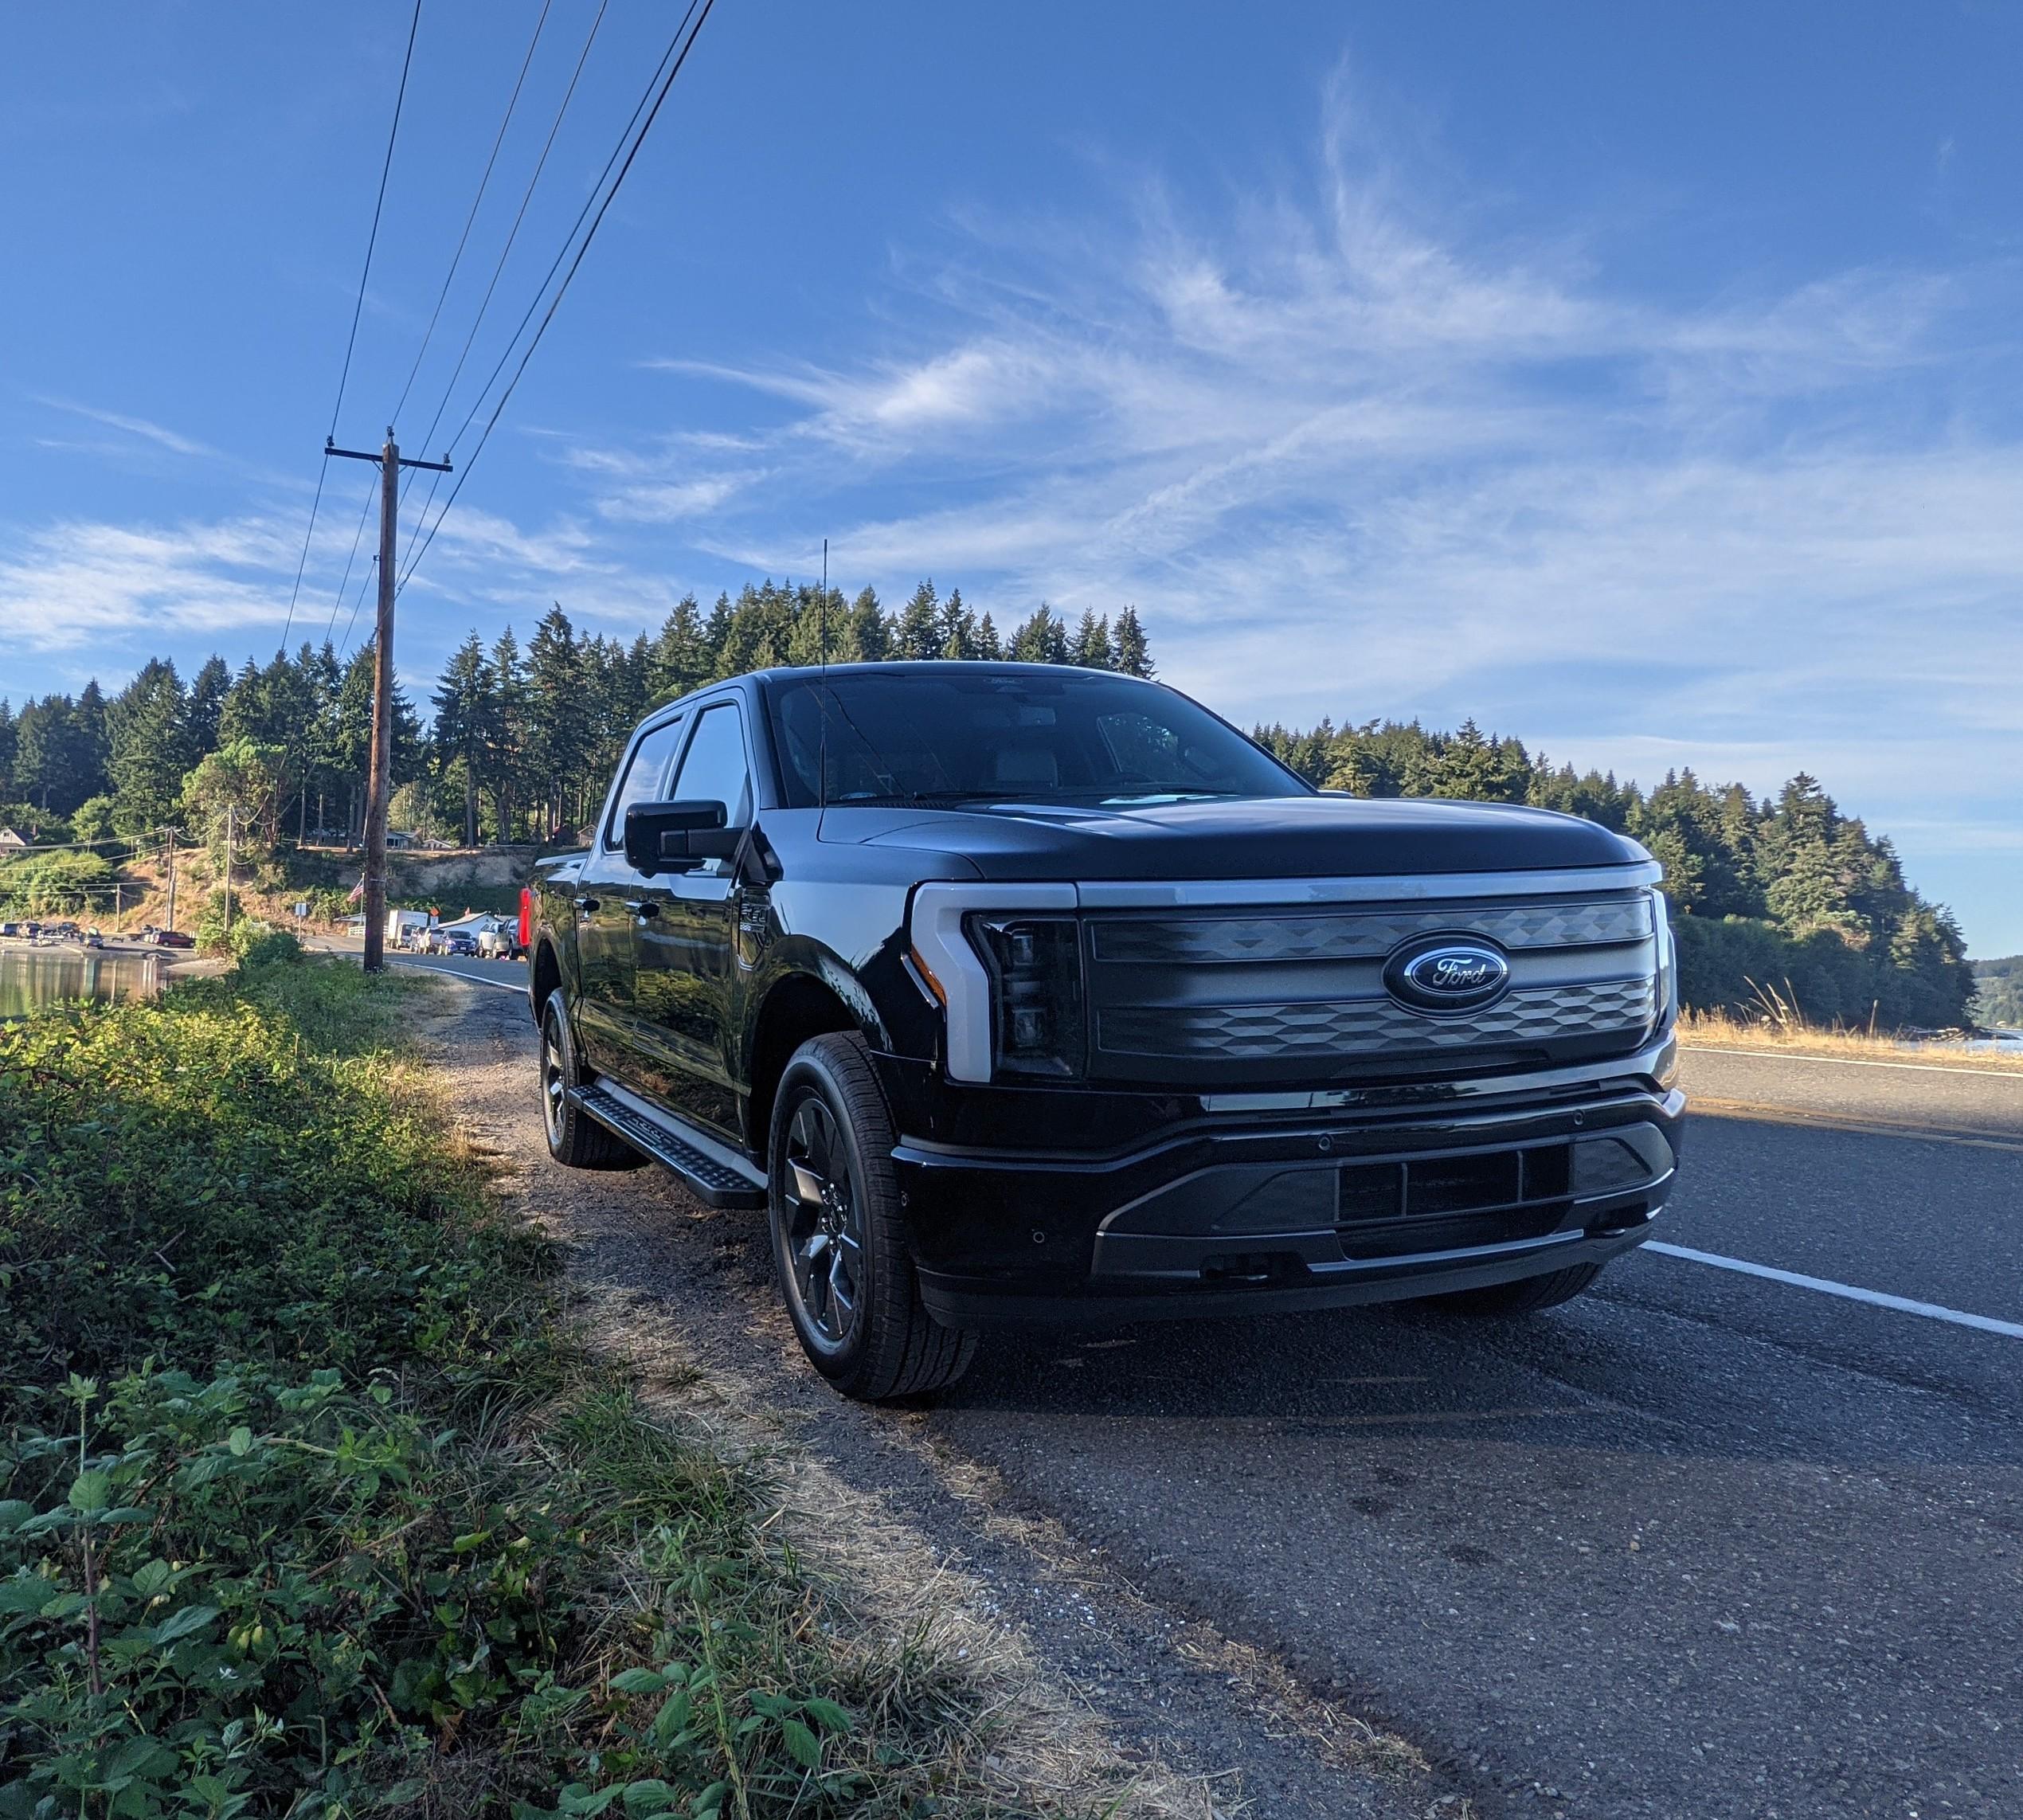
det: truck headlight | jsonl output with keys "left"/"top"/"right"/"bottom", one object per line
{"left": 1650, "top": 888, "right": 1677, "bottom": 1030}
{"left": 968, "top": 914, "right": 1086, "bottom": 1078}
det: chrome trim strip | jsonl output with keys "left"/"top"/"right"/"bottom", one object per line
{"left": 1198, "top": 1029, "right": 1679, "bottom": 1113}
{"left": 910, "top": 881, "right": 1076, "bottom": 1083}
{"left": 1076, "top": 863, "right": 1661, "bottom": 909}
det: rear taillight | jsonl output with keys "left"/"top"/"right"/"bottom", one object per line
{"left": 518, "top": 887, "right": 532, "bottom": 951}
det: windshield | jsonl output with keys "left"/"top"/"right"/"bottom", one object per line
{"left": 764, "top": 667, "right": 1309, "bottom": 811}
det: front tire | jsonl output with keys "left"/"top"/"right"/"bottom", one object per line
{"left": 769, "top": 1033, "right": 976, "bottom": 1401}
{"left": 538, "top": 989, "right": 644, "bottom": 1170}
{"left": 1422, "top": 1261, "right": 1602, "bottom": 1316}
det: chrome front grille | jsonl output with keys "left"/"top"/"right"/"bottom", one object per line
{"left": 1084, "top": 887, "right": 1658, "bottom": 1082}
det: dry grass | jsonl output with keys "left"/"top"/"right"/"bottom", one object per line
{"left": 1678, "top": 1007, "right": 2023, "bottom": 1072}
{"left": 572, "top": 1302, "right": 1235, "bottom": 1820}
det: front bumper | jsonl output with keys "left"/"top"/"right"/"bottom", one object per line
{"left": 878, "top": 1042, "right": 1685, "bottom": 1328}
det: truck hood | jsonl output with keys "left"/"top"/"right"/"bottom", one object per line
{"left": 828, "top": 794, "right": 1649, "bottom": 881}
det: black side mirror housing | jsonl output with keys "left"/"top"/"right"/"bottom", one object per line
{"left": 624, "top": 800, "right": 738, "bottom": 875}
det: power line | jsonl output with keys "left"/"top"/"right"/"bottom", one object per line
{"left": 398, "top": 0, "right": 714, "bottom": 593}
{"left": 323, "top": 475, "right": 378, "bottom": 646}
{"left": 335, "top": 0, "right": 424, "bottom": 438}
{"left": 405, "top": 0, "right": 608, "bottom": 473}
{"left": 388, "top": 0, "right": 552, "bottom": 430}
{"left": 279, "top": 0, "right": 423, "bottom": 652}
{"left": 389, "top": 0, "right": 607, "bottom": 578}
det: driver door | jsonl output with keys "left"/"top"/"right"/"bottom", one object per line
{"left": 573, "top": 713, "right": 685, "bottom": 1076}
{"left": 629, "top": 699, "right": 752, "bottom": 1137}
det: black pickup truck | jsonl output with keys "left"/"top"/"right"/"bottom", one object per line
{"left": 525, "top": 662, "right": 1683, "bottom": 1400}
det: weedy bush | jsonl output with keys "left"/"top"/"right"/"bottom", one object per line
{"left": 0, "top": 963, "right": 1051, "bottom": 1818}
{"left": 226, "top": 923, "right": 302, "bottom": 969}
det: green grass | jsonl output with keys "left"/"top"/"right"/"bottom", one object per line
{"left": 0, "top": 957, "right": 1069, "bottom": 1818}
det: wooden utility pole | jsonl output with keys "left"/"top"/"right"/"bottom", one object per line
{"left": 328, "top": 429, "right": 450, "bottom": 972}
{"left": 162, "top": 826, "right": 178, "bottom": 933}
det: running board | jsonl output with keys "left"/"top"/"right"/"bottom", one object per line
{"left": 573, "top": 1082, "right": 768, "bottom": 1208}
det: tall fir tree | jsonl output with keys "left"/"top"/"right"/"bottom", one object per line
{"left": 105, "top": 659, "right": 193, "bottom": 836}
{"left": 893, "top": 580, "right": 941, "bottom": 661}
{"left": 1112, "top": 605, "right": 1154, "bottom": 678}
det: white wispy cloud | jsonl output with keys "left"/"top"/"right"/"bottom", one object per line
{"left": 33, "top": 396, "right": 219, "bottom": 459}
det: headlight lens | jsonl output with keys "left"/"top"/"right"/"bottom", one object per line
{"left": 968, "top": 914, "right": 1086, "bottom": 1078}
{"left": 1650, "top": 887, "right": 1677, "bottom": 1029}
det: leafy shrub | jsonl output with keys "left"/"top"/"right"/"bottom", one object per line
{"left": 0, "top": 1370, "right": 865, "bottom": 1818}
{"left": 0, "top": 851, "right": 115, "bottom": 918}
{"left": 228, "top": 922, "right": 300, "bottom": 969}
{"left": 0, "top": 963, "right": 1017, "bottom": 1817}
{"left": 0, "top": 966, "right": 545, "bottom": 1415}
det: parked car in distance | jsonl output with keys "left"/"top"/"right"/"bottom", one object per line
{"left": 151, "top": 928, "right": 195, "bottom": 949}
{"left": 0, "top": 922, "right": 19, "bottom": 938}
{"left": 476, "top": 923, "right": 521, "bottom": 960}
{"left": 441, "top": 931, "right": 478, "bottom": 957}
{"left": 525, "top": 661, "right": 1683, "bottom": 1403}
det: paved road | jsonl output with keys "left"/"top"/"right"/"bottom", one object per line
{"left": 427, "top": 980, "right": 2023, "bottom": 1818}
{"left": 921, "top": 1047, "right": 2023, "bottom": 1818}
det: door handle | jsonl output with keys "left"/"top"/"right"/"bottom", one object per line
{"left": 572, "top": 895, "right": 600, "bottom": 914}
{"left": 622, "top": 899, "right": 658, "bottom": 919}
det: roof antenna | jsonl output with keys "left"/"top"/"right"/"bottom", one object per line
{"left": 816, "top": 538, "right": 830, "bottom": 824}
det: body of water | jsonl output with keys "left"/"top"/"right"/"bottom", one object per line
{"left": 0, "top": 945, "right": 164, "bottom": 1018}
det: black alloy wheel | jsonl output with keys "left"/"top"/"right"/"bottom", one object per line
{"left": 778, "top": 1097, "right": 864, "bottom": 1353}
{"left": 768, "top": 1032, "right": 977, "bottom": 1400}
{"left": 538, "top": 989, "right": 642, "bottom": 1170}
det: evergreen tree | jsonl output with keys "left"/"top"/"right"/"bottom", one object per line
{"left": 847, "top": 586, "right": 889, "bottom": 661}
{"left": 526, "top": 605, "right": 586, "bottom": 836}
{"left": 1070, "top": 609, "right": 1113, "bottom": 670}
{"left": 186, "top": 656, "right": 230, "bottom": 757}
{"left": 432, "top": 632, "right": 495, "bottom": 847}
{"left": 894, "top": 580, "right": 941, "bottom": 660}
{"left": 72, "top": 681, "right": 111, "bottom": 801}
{"left": 937, "top": 587, "right": 977, "bottom": 660}
{"left": 972, "top": 612, "right": 1003, "bottom": 660}
{"left": 0, "top": 702, "right": 16, "bottom": 801}
{"left": 650, "top": 594, "right": 711, "bottom": 702}
{"left": 1008, "top": 604, "right": 1070, "bottom": 664}
{"left": 105, "top": 658, "right": 193, "bottom": 836}
{"left": 1112, "top": 605, "right": 1154, "bottom": 678}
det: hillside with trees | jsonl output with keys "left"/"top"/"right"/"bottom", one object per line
{"left": 1974, "top": 957, "right": 2023, "bottom": 1031}
{"left": 0, "top": 577, "right": 1978, "bottom": 1030}
{"left": 1254, "top": 717, "right": 1974, "bottom": 1031}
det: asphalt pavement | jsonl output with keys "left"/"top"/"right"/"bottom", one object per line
{"left": 921, "top": 1047, "right": 2022, "bottom": 1818}
{"left": 416, "top": 973, "right": 2022, "bottom": 1818}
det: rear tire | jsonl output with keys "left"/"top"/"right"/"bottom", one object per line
{"left": 1422, "top": 1261, "right": 1602, "bottom": 1316}
{"left": 539, "top": 989, "right": 644, "bottom": 1170}
{"left": 769, "top": 1032, "right": 977, "bottom": 1401}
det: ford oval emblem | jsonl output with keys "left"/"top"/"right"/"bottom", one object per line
{"left": 1383, "top": 936, "right": 1512, "bottom": 1014}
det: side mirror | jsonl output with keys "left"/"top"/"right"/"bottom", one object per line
{"left": 624, "top": 800, "right": 739, "bottom": 875}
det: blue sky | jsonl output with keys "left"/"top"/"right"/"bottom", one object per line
{"left": 3, "top": 2, "right": 2021, "bottom": 951}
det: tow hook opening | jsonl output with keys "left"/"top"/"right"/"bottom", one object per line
{"left": 1587, "top": 1200, "right": 1653, "bottom": 1238}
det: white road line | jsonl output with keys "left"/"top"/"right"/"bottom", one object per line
{"left": 1645, "top": 1241, "right": 2023, "bottom": 1341}
{"left": 389, "top": 959, "right": 526, "bottom": 996}
{"left": 1682, "top": 1044, "right": 2023, "bottom": 1081}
